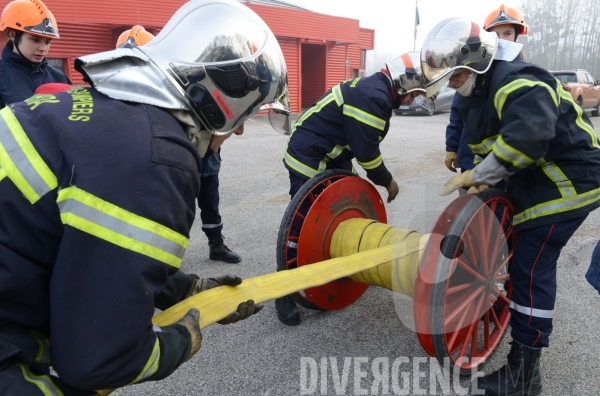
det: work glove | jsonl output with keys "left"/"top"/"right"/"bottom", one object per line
{"left": 385, "top": 179, "right": 400, "bottom": 203}
{"left": 467, "top": 184, "right": 489, "bottom": 194}
{"left": 173, "top": 308, "right": 202, "bottom": 362}
{"left": 440, "top": 169, "right": 477, "bottom": 196}
{"left": 445, "top": 152, "right": 458, "bottom": 172}
{"left": 218, "top": 299, "right": 264, "bottom": 325}
{"left": 189, "top": 275, "right": 243, "bottom": 296}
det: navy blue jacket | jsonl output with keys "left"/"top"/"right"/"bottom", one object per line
{"left": 0, "top": 88, "right": 201, "bottom": 389}
{"left": 0, "top": 46, "right": 71, "bottom": 107}
{"left": 458, "top": 59, "right": 600, "bottom": 231}
{"left": 445, "top": 94, "right": 473, "bottom": 170}
{"left": 285, "top": 72, "right": 394, "bottom": 187}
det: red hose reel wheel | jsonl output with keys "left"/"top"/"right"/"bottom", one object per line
{"left": 420, "top": 189, "right": 514, "bottom": 375}
{"left": 275, "top": 169, "right": 386, "bottom": 310}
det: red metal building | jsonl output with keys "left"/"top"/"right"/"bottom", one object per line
{"left": 0, "top": 0, "right": 374, "bottom": 113}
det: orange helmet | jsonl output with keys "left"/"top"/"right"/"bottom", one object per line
{"left": 116, "top": 25, "right": 154, "bottom": 48}
{"left": 483, "top": 4, "right": 528, "bottom": 35}
{"left": 0, "top": 0, "right": 59, "bottom": 39}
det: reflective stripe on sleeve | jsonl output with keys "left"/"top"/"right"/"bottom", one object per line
{"left": 201, "top": 222, "right": 223, "bottom": 229}
{"left": 357, "top": 155, "right": 383, "bottom": 170}
{"left": 514, "top": 186, "right": 600, "bottom": 226}
{"left": 130, "top": 338, "right": 160, "bottom": 384}
{"left": 540, "top": 161, "right": 577, "bottom": 198}
{"left": 492, "top": 135, "right": 534, "bottom": 169}
{"left": 494, "top": 78, "right": 559, "bottom": 120}
{"left": 17, "top": 363, "right": 64, "bottom": 396}
{"left": 509, "top": 301, "right": 554, "bottom": 319}
{"left": 57, "top": 187, "right": 188, "bottom": 268}
{"left": 0, "top": 107, "right": 57, "bottom": 203}
{"left": 468, "top": 134, "right": 498, "bottom": 155}
{"left": 342, "top": 105, "right": 386, "bottom": 131}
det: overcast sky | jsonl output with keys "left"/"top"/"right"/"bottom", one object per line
{"left": 286, "top": 0, "right": 519, "bottom": 55}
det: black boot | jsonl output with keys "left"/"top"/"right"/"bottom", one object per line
{"left": 275, "top": 295, "right": 301, "bottom": 325}
{"left": 208, "top": 234, "right": 242, "bottom": 263}
{"left": 475, "top": 341, "right": 542, "bottom": 396}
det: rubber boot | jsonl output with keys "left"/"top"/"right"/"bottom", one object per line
{"left": 275, "top": 295, "right": 301, "bottom": 325}
{"left": 475, "top": 341, "right": 542, "bottom": 396}
{"left": 208, "top": 234, "right": 242, "bottom": 263}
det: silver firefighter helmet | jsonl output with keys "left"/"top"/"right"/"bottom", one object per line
{"left": 385, "top": 51, "right": 425, "bottom": 95}
{"left": 76, "top": 0, "right": 290, "bottom": 135}
{"left": 420, "top": 18, "right": 497, "bottom": 97}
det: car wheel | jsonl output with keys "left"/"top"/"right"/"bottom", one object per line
{"left": 427, "top": 99, "right": 435, "bottom": 116}
{"left": 576, "top": 96, "right": 583, "bottom": 107}
{"left": 592, "top": 101, "right": 600, "bottom": 117}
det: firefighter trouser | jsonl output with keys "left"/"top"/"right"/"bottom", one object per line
{"left": 198, "top": 173, "right": 223, "bottom": 238}
{"left": 286, "top": 172, "right": 309, "bottom": 263}
{"left": 586, "top": 240, "right": 600, "bottom": 295}
{"left": 509, "top": 215, "right": 587, "bottom": 348}
{"left": 0, "top": 358, "right": 95, "bottom": 396}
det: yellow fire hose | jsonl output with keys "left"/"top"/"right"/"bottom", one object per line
{"left": 98, "top": 219, "right": 427, "bottom": 395}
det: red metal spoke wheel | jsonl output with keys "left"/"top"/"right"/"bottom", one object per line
{"left": 430, "top": 189, "right": 514, "bottom": 376}
{"left": 276, "top": 169, "right": 357, "bottom": 309}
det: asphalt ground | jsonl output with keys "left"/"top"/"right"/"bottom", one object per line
{"left": 114, "top": 111, "right": 600, "bottom": 396}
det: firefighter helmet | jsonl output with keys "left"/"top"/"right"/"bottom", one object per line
{"left": 385, "top": 51, "right": 425, "bottom": 95}
{"left": 483, "top": 4, "right": 528, "bottom": 35}
{"left": 420, "top": 18, "right": 497, "bottom": 97}
{"left": 116, "top": 26, "right": 155, "bottom": 48}
{"left": 0, "top": 0, "right": 59, "bottom": 39}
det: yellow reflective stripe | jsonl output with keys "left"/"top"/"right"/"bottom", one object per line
{"left": 473, "top": 155, "right": 483, "bottom": 165}
{"left": 17, "top": 363, "right": 64, "bottom": 396}
{"left": 332, "top": 84, "right": 344, "bottom": 106}
{"left": 0, "top": 164, "right": 6, "bottom": 182}
{"left": 540, "top": 161, "right": 577, "bottom": 198}
{"left": 32, "top": 331, "right": 50, "bottom": 364}
{"left": 558, "top": 84, "right": 600, "bottom": 149}
{"left": 57, "top": 187, "right": 188, "bottom": 268}
{"left": 130, "top": 338, "right": 160, "bottom": 384}
{"left": 0, "top": 107, "right": 57, "bottom": 203}
{"left": 514, "top": 186, "right": 600, "bottom": 226}
{"left": 468, "top": 134, "right": 499, "bottom": 155}
{"left": 284, "top": 152, "right": 318, "bottom": 178}
{"left": 289, "top": 93, "right": 335, "bottom": 136}
{"left": 357, "top": 155, "right": 383, "bottom": 170}
{"left": 492, "top": 135, "right": 534, "bottom": 169}
{"left": 326, "top": 144, "right": 348, "bottom": 160}
{"left": 343, "top": 105, "right": 386, "bottom": 131}
{"left": 494, "top": 79, "right": 559, "bottom": 120}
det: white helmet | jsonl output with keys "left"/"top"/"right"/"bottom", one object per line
{"left": 385, "top": 51, "right": 425, "bottom": 95}
{"left": 420, "top": 18, "right": 497, "bottom": 97}
{"left": 76, "top": 0, "right": 290, "bottom": 135}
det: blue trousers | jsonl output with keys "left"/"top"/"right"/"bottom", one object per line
{"left": 509, "top": 216, "right": 587, "bottom": 348}
{"left": 586, "top": 240, "right": 600, "bottom": 294}
{"left": 198, "top": 173, "right": 222, "bottom": 238}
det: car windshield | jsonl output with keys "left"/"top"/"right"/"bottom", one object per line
{"left": 553, "top": 73, "right": 578, "bottom": 83}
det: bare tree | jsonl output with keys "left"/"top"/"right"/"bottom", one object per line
{"left": 518, "top": 0, "right": 600, "bottom": 78}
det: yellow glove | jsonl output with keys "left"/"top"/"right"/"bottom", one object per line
{"left": 440, "top": 170, "right": 476, "bottom": 196}
{"left": 172, "top": 308, "right": 202, "bottom": 362}
{"left": 385, "top": 179, "right": 400, "bottom": 203}
{"left": 467, "top": 184, "right": 489, "bottom": 194}
{"left": 445, "top": 152, "right": 458, "bottom": 172}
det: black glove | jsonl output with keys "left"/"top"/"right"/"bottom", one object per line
{"left": 189, "top": 275, "right": 243, "bottom": 296}
{"left": 218, "top": 299, "right": 264, "bottom": 325}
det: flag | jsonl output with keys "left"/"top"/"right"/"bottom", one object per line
{"left": 414, "top": 2, "right": 420, "bottom": 40}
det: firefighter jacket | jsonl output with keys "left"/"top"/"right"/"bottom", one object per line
{"left": 458, "top": 60, "right": 600, "bottom": 231}
{"left": 0, "top": 88, "right": 202, "bottom": 389}
{"left": 284, "top": 72, "right": 394, "bottom": 187}
{"left": 0, "top": 46, "right": 71, "bottom": 108}
{"left": 445, "top": 94, "right": 473, "bottom": 170}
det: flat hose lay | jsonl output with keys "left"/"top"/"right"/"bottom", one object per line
{"left": 97, "top": 219, "right": 428, "bottom": 395}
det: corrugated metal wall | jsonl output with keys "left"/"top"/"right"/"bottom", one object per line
{"left": 277, "top": 37, "right": 301, "bottom": 113}
{"left": 326, "top": 44, "right": 347, "bottom": 89}
{"left": 301, "top": 44, "right": 326, "bottom": 109}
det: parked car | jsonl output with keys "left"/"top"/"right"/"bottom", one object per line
{"left": 394, "top": 84, "right": 456, "bottom": 116}
{"left": 551, "top": 69, "right": 600, "bottom": 116}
